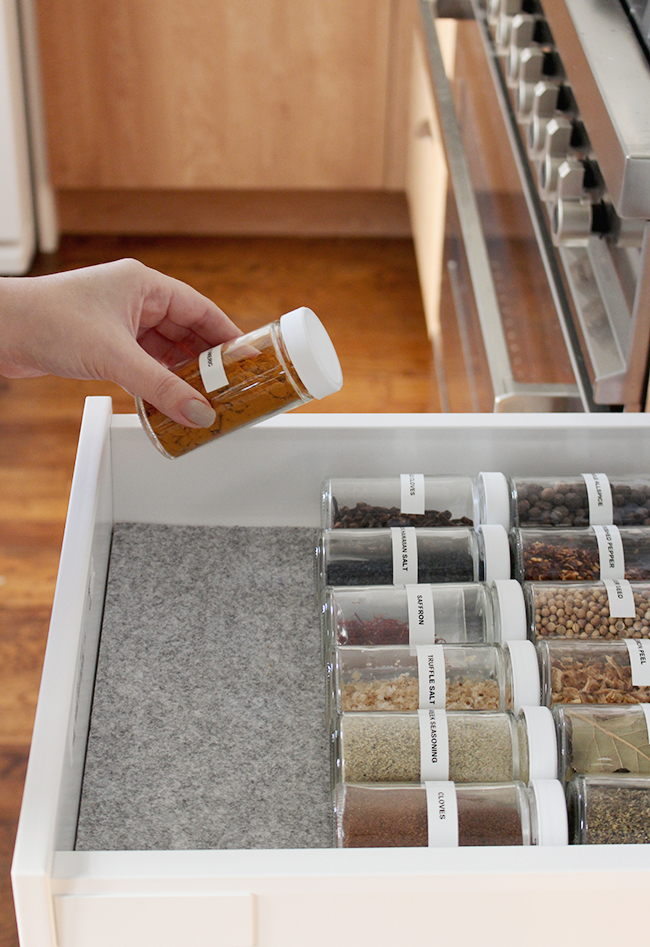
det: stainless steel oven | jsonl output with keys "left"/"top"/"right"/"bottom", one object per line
{"left": 412, "top": 0, "right": 650, "bottom": 412}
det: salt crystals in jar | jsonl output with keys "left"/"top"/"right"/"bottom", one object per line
{"left": 524, "top": 580, "right": 650, "bottom": 641}
{"left": 334, "top": 779, "right": 568, "bottom": 847}
{"left": 537, "top": 638, "right": 650, "bottom": 706}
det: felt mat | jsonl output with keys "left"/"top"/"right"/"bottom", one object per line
{"left": 75, "top": 523, "right": 332, "bottom": 850}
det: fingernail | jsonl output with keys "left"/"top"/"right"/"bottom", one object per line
{"left": 182, "top": 399, "right": 216, "bottom": 428}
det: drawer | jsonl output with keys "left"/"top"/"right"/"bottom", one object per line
{"left": 12, "top": 397, "right": 650, "bottom": 947}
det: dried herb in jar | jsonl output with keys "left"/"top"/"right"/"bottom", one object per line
{"left": 558, "top": 706, "right": 650, "bottom": 782}
{"left": 568, "top": 775, "right": 650, "bottom": 844}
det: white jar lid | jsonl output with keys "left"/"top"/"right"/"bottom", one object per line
{"left": 506, "top": 639, "right": 541, "bottom": 712}
{"left": 479, "top": 525, "right": 511, "bottom": 582}
{"left": 521, "top": 705, "right": 558, "bottom": 779}
{"left": 280, "top": 307, "right": 343, "bottom": 399}
{"left": 492, "top": 579, "right": 527, "bottom": 642}
{"left": 478, "top": 472, "right": 510, "bottom": 528}
{"left": 529, "top": 778, "right": 568, "bottom": 846}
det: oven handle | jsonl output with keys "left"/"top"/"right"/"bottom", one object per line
{"left": 417, "top": 0, "right": 584, "bottom": 411}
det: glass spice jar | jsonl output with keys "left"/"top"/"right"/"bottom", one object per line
{"left": 334, "top": 779, "right": 568, "bottom": 847}
{"left": 321, "top": 472, "right": 510, "bottom": 530}
{"left": 554, "top": 704, "right": 650, "bottom": 783}
{"left": 537, "top": 638, "right": 650, "bottom": 706}
{"left": 136, "top": 307, "right": 343, "bottom": 459}
{"left": 566, "top": 774, "right": 650, "bottom": 844}
{"left": 318, "top": 525, "right": 511, "bottom": 590}
{"left": 322, "top": 580, "right": 527, "bottom": 651}
{"left": 510, "top": 526, "right": 650, "bottom": 583}
{"left": 524, "top": 580, "right": 650, "bottom": 641}
{"left": 334, "top": 706, "right": 557, "bottom": 784}
{"left": 510, "top": 474, "right": 650, "bottom": 528}
{"left": 330, "top": 640, "right": 540, "bottom": 716}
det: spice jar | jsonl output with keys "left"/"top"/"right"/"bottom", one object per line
{"left": 510, "top": 474, "right": 650, "bottom": 528}
{"left": 524, "top": 580, "right": 650, "bottom": 641}
{"left": 334, "top": 706, "right": 557, "bottom": 784}
{"left": 318, "top": 525, "right": 510, "bottom": 589}
{"left": 510, "top": 526, "right": 650, "bottom": 583}
{"left": 554, "top": 704, "right": 650, "bottom": 782}
{"left": 323, "top": 580, "right": 527, "bottom": 651}
{"left": 334, "top": 779, "right": 568, "bottom": 847}
{"left": 321, "top": 472, "right": 510, "bottom": 530}
{"left": 330, "top": 640, "right": 540, "bottom": 715}
{"left": 136, "top": 307, "right": 343, "bottom": 458}
{"left": 537, "top": 638, "right": 650, "bottom": 706}
{"left": 567, "top": 774, "right": 650, "bottom": 844}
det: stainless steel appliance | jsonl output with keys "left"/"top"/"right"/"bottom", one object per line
{"left": 416, "top": 0, "right": 650, "bottom": 411}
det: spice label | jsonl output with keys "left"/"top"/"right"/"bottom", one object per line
{"left": 425, "top": 781, "right": 459, "bottom": 847}
{"left": 625, "top": 638, "right": 650, "bottom": 687}
{"left": 418, "top": 709, "right": 450, "bottom": 780}
{"left": 391, "top": 527, "right": 419, "bottom": 585}
{"left": 416, "top": 644, "right": 447, "bottom": 708}
{"left": 582, "top": 473, "right": 614, "bottom": 525}
{"left": 400, "top": 473, "right": 425, "bottom": 515}
{"left": 198, "top": 345, "right": 229, "bottom": 393}
{"left": 604, "top": 578, "right": 636, "bottom": 619}
{"left": 407, "top": 584, "right": 436, "bottom": 644}
{"left": 593, "top": 525, "right": 626, "bottom": 580}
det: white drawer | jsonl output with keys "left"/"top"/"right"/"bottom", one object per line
{"left": 12, "top": 397, "right": 650, "bottom": 947}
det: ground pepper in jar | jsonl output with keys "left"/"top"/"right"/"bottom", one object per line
{"left": 567, "top": 774, "right": 650, "bottom": 843}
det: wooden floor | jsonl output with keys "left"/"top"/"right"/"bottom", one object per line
{"left": 0, "top": 233, "right": 442, "bottom": 945}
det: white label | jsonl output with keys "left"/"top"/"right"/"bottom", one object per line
{"left": 425, "top": 781, "right": 459, "bottom": 847}
{"left": 604, "top": 579, "right": 636, "bottom": 619}
{"left": 198, "top": 345, "right": 229, "bottom": 393}
{"left": 582, "top": 473, "right": 613, "bottom": 525}
{"left": 407, "top": 584, "right": 436, "bottom": 644}
{"left": 418, "top": 709, "right": 450, "bottom": 780}
{"left": 391, "top": 527, "right": 418, "bottom": 585}
{"left": 593, "top": 525, "right": 626, "bottom": 580}
{"left": 400, "top": 473, "right": 425, "bottom": 515}
{"left": 416, "top": 644, "right": 447, "bottom": 708}
{"left": 625, "top": 638, "right": 650, "bottom": 687}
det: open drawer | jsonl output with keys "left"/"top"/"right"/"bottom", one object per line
{"left": 12, "top": 397, "right": 650, "bottom": 947}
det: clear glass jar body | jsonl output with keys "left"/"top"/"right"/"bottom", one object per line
{"left": 524, "top": 581, "right": 650, "bottom": 641}
{"left": 136, "top": 321, "right": 311, "bottom": 459}
{"left": 567, "top": 774, "right": 650, "bottom": 844}
{"left": 510, "top": 475, "right": 650, "bottom": 528}
{"left": 318, "top": 528, "right": 482, "bottom": 588}
{"left": 322, "top": 583, "right": 496, "bottom": 652}
{"left": 537, "top": 639, "right": 650, "bottom": 706}
{"left": 510, "top": 527, "right": 650, "bottom": 582}
{"left": 321, "top": 477, "right": 479, "bottom": 529}
{"left": 554, "top": 704, "right": 650, "bottom": 783}
{"left": 334, "top": 781, "right": 532, "bottom": 847}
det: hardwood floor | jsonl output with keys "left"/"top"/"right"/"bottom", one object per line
{"left": 0, "top": 233, "right": 438, "bottom": 945}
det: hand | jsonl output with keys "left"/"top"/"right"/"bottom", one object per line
{"left": 0, "top": 258, "right": 242, "bottom": 427}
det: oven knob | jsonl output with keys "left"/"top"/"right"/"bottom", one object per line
{"left": 551, "top": 199, "right": 592, "bottom": 245}
{"left": 540, "top": 154, "right": 563, "bottom": 200}
{"left": 528, "top": 114, "right": 551, "bottom": 156}
{"left": 533, "top": 81, "right": 560, "bottom": 118}
{"left": 557, "top": 158, "right": 586, "bottom": 200}
{"left": 518, "top": 47, "right": 545, "bottom": 84}
{"left": 517, "top": 80, "right": 536, "bottom": 119}
{"left": 544, "top": 115, "right": 573, "bottom": 157}
{"left": 506, "top": 15, "right": 537, "bottom": 83}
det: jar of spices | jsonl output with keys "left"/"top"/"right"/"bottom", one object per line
{"left": 554, "top": 704, "right": 650, "bottom": 783}
{"left": 321, "top": 472, "right": 510, "bottom": 530}
{"left": 136, "top": 307, "right": 342, "bottom": 459}
{"left": 510, "top": 474, "right": 650, "bottom": 528}
{"left": 334, "top": 779, "right": 568, "bottom": 847}
{"left": 330, "top": 640, "right": 540, "bottom": 715}
{"left": 537, "top": 638, "right": 650, "bottom": 706}
{"left": 566, "top": 774, "right": 650, "bottom": 844}
{"left": 334, "top": 706, "right": 557, "bottom": 784}
{"left": 318, "top": 525, "right": 510, "bottom": 589}
{"left": 510, "top": 526, "right": 650, "bottom": 583}
{"left": 323, "top": 580, "right": 527, "bottom": 651}
{"left": 524, "top": 580, "right": 650, "bottom": 641}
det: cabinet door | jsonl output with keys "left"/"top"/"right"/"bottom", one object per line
{"left": 36, "top": 0, "right": 394, "bottom": 189}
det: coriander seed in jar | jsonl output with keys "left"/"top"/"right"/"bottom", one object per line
{"left": 136, "top": 307, "right": 342, "bottom": 458}
{"left": 524, "top": 580, "right": 650, "bottom": 641}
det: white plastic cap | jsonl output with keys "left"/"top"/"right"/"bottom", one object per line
{"left": 479, "top": 525, "right": 511, "bottom": 582}
{"left": 492, "top": 579, "right": 527, "bottom": 642}
{"left": 478, "top": 472, "right": 510, "bottom": 528}
{"left": 521, "top": 705, "right": 558, "bottom": 779}
{"left": 529, "top": 778, "right": 568, "bottom": 846}
{"left": 280, "top": 307, "right": 343, "bottom": 400}
{"left": 506, "top": 640, "right": 541, "bottom": 713}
